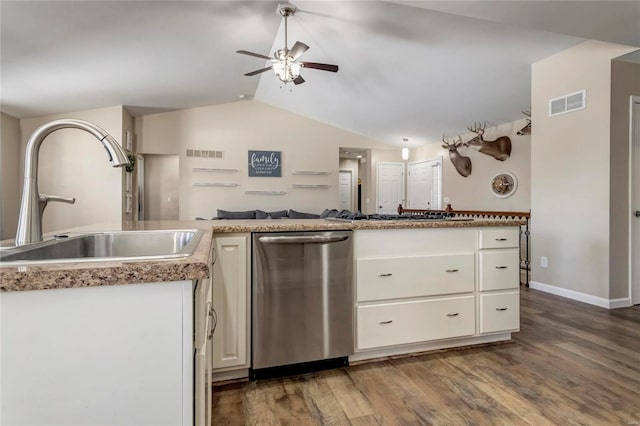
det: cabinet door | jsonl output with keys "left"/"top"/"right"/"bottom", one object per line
{"left": 479, "top": 250, "right": 520, "bottom": 291}
{"left": 1, "top": 281, "right": 192, "bottom": 425}
{"left": 356, "top": 296, "right": 475, "bottom": 350}
{"left": 479, "top": 228, "right": 520, "bottom": 249}
{"left": 195, "top": 280, "right": 214, "bottom": 426}
{"left": 212, "top": 235, "right": 249, "bottom": 370}
{"left": 480, "top": 291, "right": 520, "bottom": 333}
{"left": 357, "top": 253, "right": 475, "bottom": 302}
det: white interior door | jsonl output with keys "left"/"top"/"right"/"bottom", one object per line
{"left": 632, "top": 97, "right": 640, "bottom": 305}
{"left": 407, "top": 159, "right": 442, "bottom": 210}
{"left": 338, "top": 170, "right": 354, "bottom": 211}
{"left": 377, "top": 162, "right": 404, "bottom": 214}
{"left": 408, "top": 161, "right": 431, "bottom": 209}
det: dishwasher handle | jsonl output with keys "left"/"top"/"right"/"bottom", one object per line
{"left": 258, "top": 234, "right": 349, "bottom": 244}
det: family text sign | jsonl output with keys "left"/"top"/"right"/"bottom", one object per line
{"left": 248, "top": 150, "right": 282, "bottom": 177}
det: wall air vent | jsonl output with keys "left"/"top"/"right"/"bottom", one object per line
{"left": 549, "top": 90, "right": 586, "bottom": 117}
{"left": 186, "top": 149, "right": 224, "bottom": 159}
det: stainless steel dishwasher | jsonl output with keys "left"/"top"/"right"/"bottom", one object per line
{"left": 251, "top": 230, "right": 353, "bottom": 378}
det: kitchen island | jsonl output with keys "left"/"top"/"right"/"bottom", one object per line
{"left": 206, "top": 218, "right": 524, "bottom": 381}
{"left": 1, "top": 218, "right": 523, "bottom": 423}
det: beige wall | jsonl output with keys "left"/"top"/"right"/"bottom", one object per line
{"left": 414, "top": 120, "right": 531, "bottom": 212}
{"left": 20, "top": 106, "right": 125, "bottom": 233}
{"left": 531, "top": 40, "right": 637, "bottom": 300}
{"left": 610, "top": 60, "right": 640, "bottom": 299}
{"left": 135, "top": 100, "right": 391, "bottom": 220}
{"left": 1, "top": 113, "right": 21, "bottom": 240}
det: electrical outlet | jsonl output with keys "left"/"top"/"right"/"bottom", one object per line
{"left": 541, "top": 256, "right": 548, "bottom": 268}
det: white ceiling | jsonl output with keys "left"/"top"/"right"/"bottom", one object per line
{"left": 2, "top": 1, "right": 638, "bottom": 147}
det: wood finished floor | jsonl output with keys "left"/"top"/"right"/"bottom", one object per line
{"left": 212, "top": 289, "right": 640, "bottom": 425}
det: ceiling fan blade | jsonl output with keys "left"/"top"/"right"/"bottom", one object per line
{"left": 293, "top": 75, "right": 305, "bottom": 85}
{"left": 288, "top": 41, "right": 310, "bottom": 60}
{"left": 244, "top": 66, "right": 273, "bottom": 77}
{"left": 301, "top": 62, "right": 339, "bottom": 73}
{"left": 236, "top": 50, "right": 272, "bottom": 60}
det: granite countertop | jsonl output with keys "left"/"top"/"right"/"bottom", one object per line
{"left": 0, "top": 221, "right": 213, "bottom": 293}
{"left": 209, "top": 218, "right": 525, "bottom": 233}
{"left": 1, "top": 218, "right": 524, "bottom": 293}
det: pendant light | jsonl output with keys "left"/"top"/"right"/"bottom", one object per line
{"left": 401, "top": 138, "right": 409, "bottom": 160}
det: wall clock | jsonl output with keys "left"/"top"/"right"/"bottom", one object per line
{"left": 490, "top": 172, "right": 517, "bottom": 198}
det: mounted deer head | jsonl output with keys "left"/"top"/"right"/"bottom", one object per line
{"left": 442, "top": 135, "right": 472, "bottom": 177}
{"left": 517, "top": 110, "right": 531, "bottom": 136}
{"left": 465, "top": 121, "right": 512, "bottom": 161}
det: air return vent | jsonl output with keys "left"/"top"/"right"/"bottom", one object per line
{"left": 549, "top": 90, "right": 586, "bottom": 117}
{"left": 186, "top": 149, "right": 224, "bottom": 159}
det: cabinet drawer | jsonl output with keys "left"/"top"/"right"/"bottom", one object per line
{"left": 480, "top": 292, "right": 520, "bottom": 334}
{"left": 479, "top": 250, "right": 520, "bottom": 291}
{"left": 357, "top": 254, "right": 474, "bottom": 302}
{"left": 479, "top": 228, "right": 520, "bottom": 249}
{"left": 356, "top": 296, "right": 475, "bottom": 350}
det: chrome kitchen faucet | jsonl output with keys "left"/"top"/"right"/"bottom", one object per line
{"left": 15, "top": 119, "right": 130, "bottom": 246}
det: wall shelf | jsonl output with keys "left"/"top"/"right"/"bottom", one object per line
{"left": 292, "top": 171, "right": 331, "bottom": 176}
{"left": 193, "top": 183, "right": 238, "bottom": 187}
{"left": 192, "top": 167, "right": 238, "bottom": 173}
{"left": 244, "top": 190, "right": 286, "bottom": 196}
{"left": 292, "top": 184, "right": 330, "bottom": 189}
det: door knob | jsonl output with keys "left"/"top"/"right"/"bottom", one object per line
{"left": 635, "top": 211, "right": 640, "bottom": 217}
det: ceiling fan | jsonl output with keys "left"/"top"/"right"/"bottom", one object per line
{"left": 236, "top": 3, "right": 339, "bottom": 85}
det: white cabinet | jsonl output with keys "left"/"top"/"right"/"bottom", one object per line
{"left": 479, "top": 250, "right": 520, "bottom": 291}
{"left": 353, "top": 226, "right": 520, "bottom": 359}
{"left": 0, "top": 281, "right": 193, "bottom": 426}
{"left": 354, "top": 228, "right": 479, "bottom": 355}
{"left": 357, "top": 296, "right": 475, "bottom": 349}
{"left": 212, "top": 234, "right": 250, "bottom": 373}
{"left": 479, "top": 228, "right": 520, "bottom": 249}
{"left": 478, "top": 228, "right": 520, "bottom": 335}
{"left": 357, "top": 253, "right": 475, "bottom": 301}
{"left": 479, "top": 292, "right": 520, "bottom": 333}
{"left": 194, "top": 274, "right": 213, "bottom": 426}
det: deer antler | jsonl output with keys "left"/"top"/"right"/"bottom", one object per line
{"left": 466, "top": 121, "right": 486, "bottom": 135}
{"left": 441, "top": 134, "right": 462, "bottom": 149}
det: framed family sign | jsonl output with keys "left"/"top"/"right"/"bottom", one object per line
{"left": 248, "top": 150, "right": 282, "bottom": 177}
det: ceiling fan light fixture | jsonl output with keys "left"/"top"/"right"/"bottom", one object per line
{"left": 236, "top": 3, "right": 338, "bottom": 86}
{"left": 272, "top": 60, "right": 301, "bottom": 83}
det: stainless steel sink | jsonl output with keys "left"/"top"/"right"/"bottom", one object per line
{"left": 0, "top": 229, "right": 202, "bottom": 265}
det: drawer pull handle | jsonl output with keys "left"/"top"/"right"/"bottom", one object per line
{"left": 495, "top": 238, "right": 508, "bottom": 241}
{"left": 378, "top": 320, "right": 393, "bottom": 325}
{"left": 446, "top": 269, "right": 459, "bottom": 273}
{"left": 446, "top": 313, "right": 459, "bottom": 317}
{"left": 495, "top": 266, "right": 508, "bottom": 269}
{"left": 496, "top": 307, "right": 508, "bottom": 311}
{"left": 378, "top": 273, "right": 393, "bottom": 277}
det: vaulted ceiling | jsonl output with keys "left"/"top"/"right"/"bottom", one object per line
{"left": 2, "top": 1, "right": 638, "bottom": 147}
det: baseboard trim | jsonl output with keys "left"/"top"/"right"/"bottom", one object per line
{"left": 609, "top": 297, "right": 633, "bottom": 309}
{"left": 529, "top": 281, "right": 632, "bottom": 309}
{"left": 350, "top": 333, "right": 512, "bottom": 363}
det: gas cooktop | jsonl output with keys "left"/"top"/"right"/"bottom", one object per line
{"left": 325, "top": 212, "right": 455, "bottom": 222}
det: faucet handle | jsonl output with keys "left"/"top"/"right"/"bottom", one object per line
{"left": 39, "top": 194, "right": 76, "bottom": 217}
{"left": 40, "top": 194, "right": 76, "bottom": 205}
